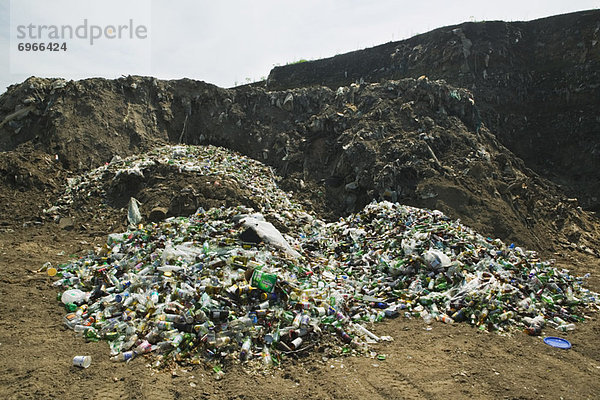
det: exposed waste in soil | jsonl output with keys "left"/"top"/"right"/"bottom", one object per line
{"left": 1, "top": 9, "right": 600, "bottom": 400}
{"left": 45, "top": 145, "right": 599, "bottom": 374}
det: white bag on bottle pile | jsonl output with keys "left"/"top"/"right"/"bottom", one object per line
{"left": 423, "top": 249, "right": 451, "bottom": 271}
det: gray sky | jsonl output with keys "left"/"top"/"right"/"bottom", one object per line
{"left": 1, "top": 0, "right": 599, "bottom": 93}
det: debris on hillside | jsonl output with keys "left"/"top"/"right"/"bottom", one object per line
{"left": 47, "top": 145, "right": 599, "bottom": 371}
{"left": 3, "top": 74, "right": 598, "bottom": 254}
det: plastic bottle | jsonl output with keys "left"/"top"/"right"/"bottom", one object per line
{"left": 159, "top": 314, "right": 183, "bottom": 323}
{"left": 149, "top": 290, "right": 159, "bottom": 304}
{"left": 215, "top": 333, "right": 231, "bottom": 348}
{"left": 240, "top": 337, "right": 251, "bottom": 361}
{"left": 437, "top": 314, "right": 454, "bottom": 324}
{"left": 421, "top": 310, "right": 433, "bottom": 324}
{"left": 498, "top": 311, "right": 514, "bottom": 322}
{"left": 229, "top": 316, "right": 254, "bottom": 331}
{"left": 122, "top": 334, "right": 139, "bottom": 351}
{"left": 111, "top": 350, "right": 135, "bottom": 362}
{"left": 114, "top": 292, "right": 130, "bottom": 304}
{"left": 170, "top": 332, "right": 185, "bottom": 347}
{"left": 556, "top": 323, "right": 575, "bottom": 332}
{"left": 336, "top": 327, "right": 352, "bottom": 344}
{"left": 156, "top": 321, "right": 174, "bottom": 330}
{"left": 134, "top": 340, "right": 153, "bottom": 354}
{"left": 107, "top": 273, "right": 122, "bottom": 290}
{"left": 292, "top": 313, "right": 302, "bottom": 328}
{"left": 63, "top": 313, "right": 82, "bottom": 329}
{"left": 261, "top": 345, "right": 273, "bottom": 366}
{"left": 73, "top": 324, "right": 90, "bottom": 335}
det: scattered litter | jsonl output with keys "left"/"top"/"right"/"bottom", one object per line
{"left": 73, "top": 355, "right": 92, "bottom": 368}
{"left": 127, "top": 197, "right": 142, "bottom": 228}
{"left": 48, "top": 145, "right": 600, "bottom": 373}
{"left": 543, "top": 337, "right": 572, "bottom": 349}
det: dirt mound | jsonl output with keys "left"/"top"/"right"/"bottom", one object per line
{"left": 0, "top": 143, "right": 67, "bottom": 228}
{"left": 1, "top": 74, "right": 598, "bottom": 256}
{"left": 0, "top": 76, "right": 174, "bottom": 170}
{"left": 267, "top": 9, "right": 600, "bottom": 212}
{"left": 50, "top": 144, "right": 310, "bottom": 235}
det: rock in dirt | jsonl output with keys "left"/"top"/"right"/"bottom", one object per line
{"left": 58, "top": 216, "right": 74, "bottom": 230}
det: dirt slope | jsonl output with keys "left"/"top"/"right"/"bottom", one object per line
{"left": 1, "top": 75, "right": 598, "bottom": 255}
{"left": 267, "top": 9, "right": 600, "bottom": 212}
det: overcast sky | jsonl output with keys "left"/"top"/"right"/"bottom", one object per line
{"left": 1, "top": 0, "right": 599, "bottom": 93}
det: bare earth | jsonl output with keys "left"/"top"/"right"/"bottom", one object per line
{"left": 2, "top": 10, "right": 600, "bottom": 399}
{"left": 0, "top": 190, "right": 599, "bottom": 400}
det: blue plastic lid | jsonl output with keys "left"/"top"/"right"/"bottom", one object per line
{"left": 543, "top": 336, "right": 571, "bottom": 349}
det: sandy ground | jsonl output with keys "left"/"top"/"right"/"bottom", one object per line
{"left": 1, "top": 221, "right": 599, "bottom": 400}
{"left": 2, "top": 11, "right": 600, "bottom": 399}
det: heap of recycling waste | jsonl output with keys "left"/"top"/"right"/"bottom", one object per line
{"left": 49, "top": 145, "right": 600, "bottom": 368}
{"left": 54, "top": 144, "right": 301, "bottom": 218}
